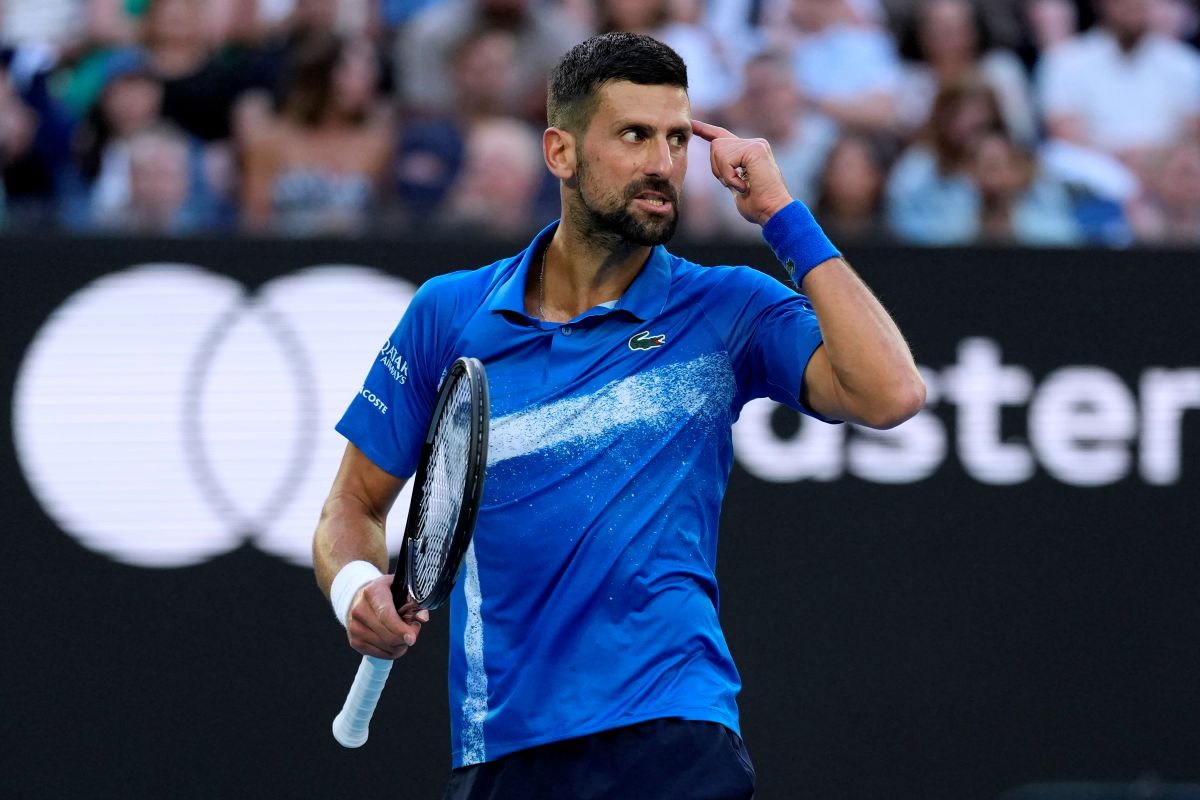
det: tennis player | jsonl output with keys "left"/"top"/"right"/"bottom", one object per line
{"left": 314, "top": 32, "right": 925, "bottom": 799}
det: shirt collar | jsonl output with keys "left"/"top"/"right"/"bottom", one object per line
{"left": 488, "top": 219, "right": 672, "bottom": 323}
{"left": 488, "top": 220, "right": 554, "bottom": 317}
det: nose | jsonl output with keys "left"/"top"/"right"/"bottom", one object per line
{"left": 643, "top": 136, "right": 675, "bottom": 178}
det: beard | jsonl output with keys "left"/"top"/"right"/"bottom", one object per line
{"left": 572, "top": 158, "right": 681, "bottom": 247}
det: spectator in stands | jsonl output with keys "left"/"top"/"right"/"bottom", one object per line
{"left": 438, "top": 116, "right": 544, "bottom": 238}
{"left": 897, "top": 0, "right": 1036, "bottom": 145}
{"left": 134, "top": 0, "right": 263, "bottom": 143}
{"left": 890, "top": 90, "right": 1081, "bottom": 245}
{"left": 885, "top": 76, "right": 1006, "bottom": 242}
{"left": 45, "top": 1, "right": 253, "bottom": 120}
{"left": 241, "top": 0, "right": 391, "bottom": 111}
{"left": 380, "top": 0, "right": 447, "bottom": 32}
{"left": 393, "top": 26, "right": 522, "bottom": 223}
{"left": 446, "top": 26, "right": 523, "bottom": 122}
{"left": 0, "top": 48, "right": 75, "bottom": 226}
{"left": 723, "top": 48, "right": 838, "bottom": 205}
{"left": 969, "top": 128, "right": 1081, "bottom": 244}
{"left": 815, "top": 131, "right": 894, "bottom": 241}
{"left": 66, "top": 52, "right": 167, "bottom": 227}
{"left": 92, "top": 122, "right": 212, "bottom": 232}
{"left": 692, "top": 48, "right": 839, "bottom": 240}
{"left": 1036, "top": 0, "right": 1200, "bottom": 178}
{"left": 394, "top": 0, "right": 586, "bottom": 123}
{"left": 1, "top": 0, "right": 89, "bottom": 55}
{"left": 0, "top": 62, "right": 37, "bottom": 229}
{"left": 1015, "top": 0, "right": 1080, "bottom": 72}
{"left": 255, "top": 0, "right": 351, "bottom": 41}
{"left": 41, "top": 0, "right": 145, "bottom": 117}
{"left": 595, "top": 0, "right": 740, "bottom": 116}
{"left": 240, "top": 32, "right": 392, "bottom": 235}
{"left": 1127, "top": 135, "right": 1200, "bottom": 244}
{"left": 1150, "top": 0, "right": 1200, "bottom": 47}
{"left": 705, "top": 0, "right": 766, "bottom": 37}
{"left": 64, "top": 53, "right": 229, "bottom": 232}
{"left": 765, "top": 0, "right": 904, "bottom": 133}
{"left": 663, "top": 0, "right": 746, "bottom": 112}
{"left": 594, "top": 0, "right": 668, "bottom": 36}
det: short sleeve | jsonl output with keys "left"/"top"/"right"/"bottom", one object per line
{"left": 706, "top": 267, "right": 831, "bottom": 420}
{"left": 335, "top": 283, "right": 445, "bottom": 478}
{"left": 746, "top": 284, "right": 830, "bottom": 418}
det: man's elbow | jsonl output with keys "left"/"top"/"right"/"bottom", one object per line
{"left": 859, "top": 374, "right": 927, "bottom": 430}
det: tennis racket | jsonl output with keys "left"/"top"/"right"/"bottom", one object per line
{"left": 331, "top": 356, "right": 490, "bottom": 748}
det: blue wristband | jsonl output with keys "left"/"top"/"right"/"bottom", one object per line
{"left": 761, "top": 200, "right": 840, "bottom": 288}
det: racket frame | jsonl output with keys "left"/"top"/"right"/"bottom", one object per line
{"left": 332, "top": 355, "right": 489, "bottom": 748}
{"left": 392, "top": 355, "right": 489, "bottom": 611}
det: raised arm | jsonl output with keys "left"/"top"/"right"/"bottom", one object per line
{"left": 692, "top": 119, "right": 925, "bottom": 429}
{"left": 791, "top": 255, "right": 925, "bottom": 429}
{"left": 313, "top": 442, "right": 427, "bottom": 660}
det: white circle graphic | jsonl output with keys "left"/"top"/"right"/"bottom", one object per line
{"left": 13, "top": 264, "right": 416, "bottom": 568}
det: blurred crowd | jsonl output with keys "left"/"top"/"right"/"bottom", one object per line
{"left": 1, "top": 0, "right": 1198, "bottom": 246}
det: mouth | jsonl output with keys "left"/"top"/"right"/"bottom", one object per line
{"left": 631, "top": 191, "right": 675, "bottom": 216}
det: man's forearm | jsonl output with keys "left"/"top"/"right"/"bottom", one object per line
{"left": 312, "top": 492, "right": 391, "bottom": 599}
{"left": 759, "top": 201, "right": 924, "bottom": 428}
{"left": 801, "top": 257, "right": 925, "bottom": 428}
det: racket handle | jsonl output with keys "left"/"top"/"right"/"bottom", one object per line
{"left": 331, "top": 655, "right": 394, "bottom": 748}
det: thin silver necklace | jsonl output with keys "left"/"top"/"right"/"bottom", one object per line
{"left": 537, "top": 246, "right": 547, "bottom": 320}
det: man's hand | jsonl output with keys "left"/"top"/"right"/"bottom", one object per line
{"left": 692, "top": 119, "right": 795, "bottom": 226}
{"left": 346, "top": 574, "right": 429, "bottom": 659}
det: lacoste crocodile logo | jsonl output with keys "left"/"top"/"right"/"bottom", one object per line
{"left": 628, "top": 330, "right": 666, "bottom": 351}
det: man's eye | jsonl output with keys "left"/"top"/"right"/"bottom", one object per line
{"left": 622, "top": 130, "right": 644, "bottom": 142}
{"left": 669, "top": 134, "right": 687, "bottom": 147}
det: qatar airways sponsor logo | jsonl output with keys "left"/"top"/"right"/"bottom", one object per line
{"left": 379, "top": 340, "right": 409, "bottom": 384}
{"left": 11, "top": 267, "right": 1196, "bottom": 570}
{"left": 733, "top": 338, "right": 1199, "bottom": 487}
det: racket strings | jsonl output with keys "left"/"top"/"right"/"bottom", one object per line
{"left": 412, "top": 375, "right": 473, "bottom": 601}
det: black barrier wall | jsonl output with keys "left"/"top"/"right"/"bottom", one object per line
{"left": 2, "top": 236, "right": 1198, "bottom": 800}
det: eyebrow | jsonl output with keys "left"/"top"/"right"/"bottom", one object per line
{"left": 615, "top": 120, "right": 693, "bottom": 138}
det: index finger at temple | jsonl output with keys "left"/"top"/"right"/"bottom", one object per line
{"left": 691, "top": 118, "right": 737, "bottom": 142}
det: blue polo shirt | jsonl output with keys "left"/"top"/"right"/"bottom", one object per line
{"left": 337, "top": 217, "right": 828, "bottom": 768}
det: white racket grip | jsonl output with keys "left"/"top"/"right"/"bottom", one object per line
{"left": 332, "top": 655, "right": 394, "bottom": 748}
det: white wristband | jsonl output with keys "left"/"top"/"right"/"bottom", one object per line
{"left": 330, "top": 560, "right": 384, "bottom": 628}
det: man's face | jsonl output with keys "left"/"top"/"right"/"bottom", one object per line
{"left": 789, "top": 0, "right": 841, "bottom": 33}
{"left": 480, "top": 0, "right": 529, "bottom": 28}
{"left": 570, "top": 80, "right": 691, "bottom": 246}
{"left": 740, "top": 59, "right": 802, "bottom": 135}
{"left": 1100, "top": 0, "right": 1151, "bottom": 41}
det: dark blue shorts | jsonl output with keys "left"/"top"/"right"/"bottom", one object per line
{"left": 442, "top": 718, "right": 756, "bottom": 800}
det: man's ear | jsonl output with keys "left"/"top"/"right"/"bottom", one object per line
{"left": 545, "top": 127, "right": 577, "bottom": 185}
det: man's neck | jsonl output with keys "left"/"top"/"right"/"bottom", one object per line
{"left": 534, "top": 217, "right": 653, "bottom": 323}
{"left": 1107, "top": 26, "right": 1147, "bottom": 54}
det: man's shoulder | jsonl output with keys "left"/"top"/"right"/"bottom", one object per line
{"left": 1143, "top": 32, "right": 1200, "bottom": 70}
{"left": 410, "top": 254, "right": 520, "bottom": 315}
{"left": 666, "top": 252, "right": 793, "bottom": 303}
{"left": 1046, "top": 28, "right": 1112, "bottom": 68}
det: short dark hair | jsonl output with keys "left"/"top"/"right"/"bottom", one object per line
{"left": 547, "top": 32, "right": 688, "bottom": 133}
{"left": 282, "top": 33, "right": 344, "bottom": 127}
{"left": 897, "top": 0, "right": 995, "bottom": 64}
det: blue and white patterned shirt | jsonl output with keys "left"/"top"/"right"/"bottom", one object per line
{"left": 337, "top": 218, "right": 827, "bottom": 767}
